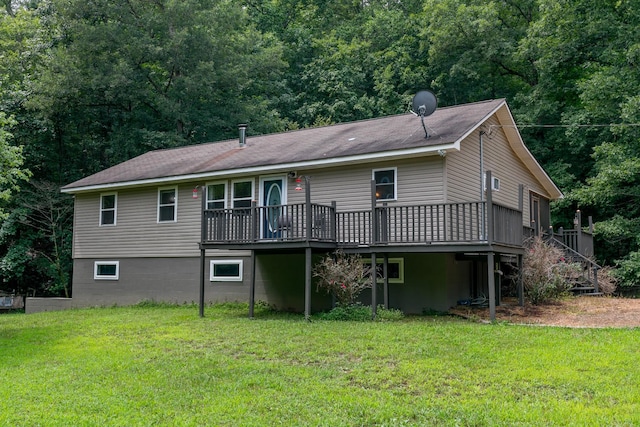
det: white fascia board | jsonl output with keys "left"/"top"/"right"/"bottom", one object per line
{"left": 61, "top": 142, "right": 460, "bottom": 194}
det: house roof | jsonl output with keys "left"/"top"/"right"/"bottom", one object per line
{"left": 61, "top": 99, "right": 563, "bottom": 199}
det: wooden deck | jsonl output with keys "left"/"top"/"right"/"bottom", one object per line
{"left": 200, "top": 200, "right": 524, "bottom": 250}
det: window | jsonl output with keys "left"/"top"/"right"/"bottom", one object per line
{"left": 100, "top": 193, "right": 117, "bottom": 226}
{"left": 206, "top": 182, "right": 227, "bottom": 210}
{"left": 232, "top": 180, "right": 253, "bottom": 208}
{"left": 210, "top": 260, "right": 243, "bottom": 282}
{"left": 373, "top": 168, "right": 397, "bottom": 201}
{"left": 363, "top": 258, "right": 404, "bottom": 283}
{"left": 94, "top": 261, "right": 119, "bottom": 280}
{"left": 483, "top": 173, "right": 500, "bottom": 191}
{"left": 158, "top": 187, "right": 177, "bottom": 222}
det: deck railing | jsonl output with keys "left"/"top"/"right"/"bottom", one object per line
{"left": 203, "top": 200, "right": 523, "bottom": 247}
{"left": 204, "top": 203, "right": 337, "bottom": 243}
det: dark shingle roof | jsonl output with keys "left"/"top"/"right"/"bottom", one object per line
{"left": 63, "top": 99, "right": 504, "bottom": 191}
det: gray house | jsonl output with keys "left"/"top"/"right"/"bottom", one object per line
{"left": 62, "top": 99, "right": 563, "bottom": 318}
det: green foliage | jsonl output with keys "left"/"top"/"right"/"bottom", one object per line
{"left": 316, "top": 304, "right": 405, "bottom": 321}
{"left": 613, "top": 251, "right": 640, "bottom": 290}
{"left": 0, "top": 113, "right": 30, "bottom": 220}
{"left": 313, "top": 250, "right": 372, "bottom": 306}
{"left": 0, "top": 305, "right": 638, "bottom": 425}
{"left": 316, "top": 303, "right": 373, "bottom": 321}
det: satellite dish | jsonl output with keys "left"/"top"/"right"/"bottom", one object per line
{"left": 412, "top": 90, "right": 437, "bottom": 117}
{"left": 411, "top": 90, "right": 437, "bottom": 138}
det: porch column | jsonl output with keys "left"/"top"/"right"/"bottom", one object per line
{"left": 249, "top": 250, "right": 256, "bottom": 318}
{"left": 199, "top": 247, "right": 205, "bottom": 318}
{"left": 517, "top": 254, "right": 524, "bottom": 306}
{"left": 487, "top": 252, "right": 496, "bottom": 321}
{"left": 305, "top": 247, "right": 312, "bottom": 320}
{"left": 371, "top": 252, "right": 377, "bottom": 318}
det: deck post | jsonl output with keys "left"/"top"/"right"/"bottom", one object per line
{"left": 383, "top": 253, "right": 389, "bottom": 309}
{"left": 331, "top": 201, "right": 337, "bottom": 241}
{"left": 251, "top": 201, "right": 258, "bottom": 241}
{"left": 199, "top": 247, "right": 205, "bottom": 318}
{"left": 575, "top": 210, "right": 583, "bottom": 254}
{"left": 371, "top": 179, "right": 378, "bottom": 243}
{"left": 305, "top": 247, "right": 312, "bottom": 320}
{"left": 486, "top": 171, "right": 493, "bottom": 244}
{"left": 517, "top": 254, "right": 524, "bottom": 306}
{"left": 305, "top": 177, "right": 312, "bottom": 241}
{"left": 199, "top": 186, "right": 207, "bottom": 318}
{"left": 249, "top": 250, "right": 256, "bottom": 318}
{"left": 487, "top": 251, "right": 496, "bottom": 321}
{"left": 371, "top": 252, "right": 377, "bottom": 319}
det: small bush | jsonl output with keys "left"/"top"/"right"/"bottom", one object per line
{"left": 376, "top": 306, "right": 405, "bottom": 321}
{"left": 613, "top": 251, "right": 640, "bottom": 290}
{"left": 316, "top": 304, "right": 405, "bottom": 321}
{"left": 597, "top": 267, "right": 617, "bottom": 296}
{"left": 522, "top": 237, "right": 581, "bottom": 304}
{"left": 313, "top": 250, "right": 372, "bottom": 306}
{"left": 316, "top": 303, "right": 372, "bottom": 321}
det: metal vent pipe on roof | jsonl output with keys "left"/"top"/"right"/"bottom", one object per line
{"left": 238, "top": 124, "right": 247, "bottom": 147}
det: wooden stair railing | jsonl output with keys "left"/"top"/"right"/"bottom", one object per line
{"left": 546, "top": 235, "right": 603, "bottom": 295}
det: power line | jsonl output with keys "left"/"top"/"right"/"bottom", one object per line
{"left": 491, "top": 123, "right": 640, "bottom": 129}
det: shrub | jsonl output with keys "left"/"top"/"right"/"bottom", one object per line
{"left": 522, "top": 237, "right": 581, "bottom": 304}
{"left": 316, "top": 303, "right": 372, "bottom": 321}
{"left": 315, "top": 304, "right": 405, "bottom": 321}
{"left": 597, "top": 267, "right": 617, "bottom": 296}
{"left": 613, "top": 251, "right": 640, "bottom": 290}
{"left": 313, "top": 250, "right": 372, "bottom": 306}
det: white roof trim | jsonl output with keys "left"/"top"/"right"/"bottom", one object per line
{"left": 61, "top": 142, "right": 460, "bottom": 194}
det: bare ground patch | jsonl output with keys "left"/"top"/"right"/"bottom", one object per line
{"left": 449, "top": 296, "right": 640, "bottom": 328}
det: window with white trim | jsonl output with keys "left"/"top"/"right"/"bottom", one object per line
{"left": 158, "top": 187, "right": 177, "bottom": 222}
{"left": 363, "top": 258, "right": 404, "bottom": 283}
{"left": 483, "top": 173, "right": 501, "bottom": 191}
{"left": 232, "top": 180, "right": 253, "bottom": 208}
{"left": 373, "top": 168, "right": 397, "bottom": 201}
{"left": 94, "top": 261, "right": 119, "bottom": 280}
{"left": 100, "top": 193, "right": 117, "bottom": 226}
{"left": 206, "top": 182, "right": 227, "bottom": 209}
{"left": 210, "top": 260, "right": 243, "bottom": 282}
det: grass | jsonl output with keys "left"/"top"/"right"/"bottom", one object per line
{"left": 0, "top": 303, "right": 638, "bottom": 426}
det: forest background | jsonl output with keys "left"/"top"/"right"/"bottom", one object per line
{"left": 1, "top": 0, "right": 639, "bottom": 297}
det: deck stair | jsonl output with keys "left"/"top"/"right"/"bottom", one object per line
{"left": 546, "top": 236, "right": 603, "bottom": 296}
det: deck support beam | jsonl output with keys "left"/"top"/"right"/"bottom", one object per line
{"left": 305, "top": 247, "right": 312, "bottom": 321}
{"left": 249, "top": 250, "right": 256, "bottom": 318}
{"left": 383, "top": 254, "right": 389, "bottom": 309}
{"left": 371, "top": 252, "right": 377, "bottom": 319}
{"left": 487, "top": 251, "right": 496, "bottom": 322}
{"left": 199, "top": 248, "right": 205, "bottom": 318}
{"left": 517, "top": 253, "right": 524, "bottom": 306}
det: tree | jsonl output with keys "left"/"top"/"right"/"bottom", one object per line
{"left": 0, "top": 112, "right": 30, "bottom": 220}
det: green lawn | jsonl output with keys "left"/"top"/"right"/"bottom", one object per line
{"left": 1, "top": 304, "right": 638, "bottom": 426}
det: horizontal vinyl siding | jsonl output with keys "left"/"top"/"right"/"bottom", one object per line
{"left": 285, "top": 157, "right": 445, "bottom": 210}
{"left": 73, "top": 185, "right": 248, "bottom": 258}
{"left": 447, "top": 115, "right": 552, "bottom": 227}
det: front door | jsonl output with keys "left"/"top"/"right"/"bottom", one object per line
{"left": 260, "top": 176, "right": 286, "bottom": 239}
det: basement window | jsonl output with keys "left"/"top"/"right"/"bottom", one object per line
{"left": 94, "top": 261, "right": 119, "bottom": 280}
{"left": 363, "top": 258, "right": 404, "bottom": 284}
{"left": 210, "top": 260, "right": 243, "bottom": 282}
